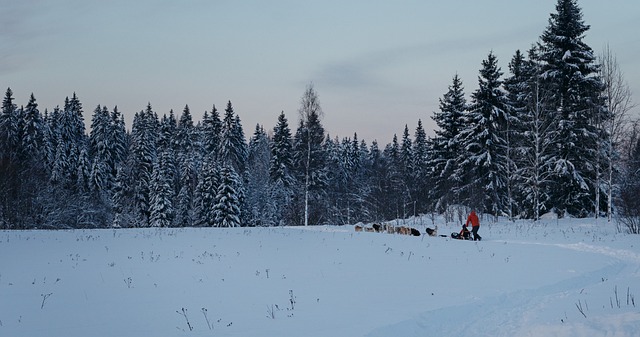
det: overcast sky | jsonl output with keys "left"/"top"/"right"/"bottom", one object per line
{"left": 2, "top": 0, "right": 639, "bottom": 144}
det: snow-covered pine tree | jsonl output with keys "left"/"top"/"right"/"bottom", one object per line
{"left": 213, "top": 165, "right": 244, "bottom": 227}
{"left": 218, "top": 101, "right": 248, "bottom": 174}
{"left": 400, "top": 124, "right": 413, "bottom": 181}
{"left": 128, "top": 104, "right": 158, "bottom": 226}
{"left": 200, "top": 105, "right": 222, "bottom": 159}
{"left": 76, "top": 144, "right": 91, "bottom": 193}
{"left": 456, "top": 52, "right": 510, "bottom": 216}
{"left": 325, "top": 135, "right": 351, "bottom": 225}
{"left": 412, "top": 120, "right": 430, "bottom": 214}
{"left": 149, "top": 150, "right": 175, "bottom": 227}
{"left": 5, "top": 93, "right": 45, "bottom": 226}
{"left": 157, "top": 111, "right": 177, "bottom": 152}
{"left": 1, "top": 88, "right": 20, "bottom": 164}
{"left": 539, "top": 0, "right": 609, "bottom": 217}
{"left": 51, "top": 94, "right": 87, "bottom": 191}
{"left": 109, "top": 106, "right": 128, "bottom": 182}
{"left": 399, "top": 124, "right": 414, "bottom": 217}
{"left": 347, "top": 135, "right": 372, "bottom": 223}
{"left": 269, "top": 111, "right": 295, "bottom": 225}
{"left": 175, "top": 105, "right": 195, "bottom": 163}
{"left": 20, "top": 94, "right": 45, "bottom": 161}
{"left": 41, "top": 108, "right": 56, "bottom": 172}
{"left": 270, "top": 111, "right": 294, "bottom": 187}
{"left": 112, "top": 165, "right": 129, "bottom": 227}
{"left": 365, "top": 139, "right": 388, "bottom": 221}
{"left": 193, "top": 159, "right": 221, "bottom": 227}
{"left": 245, "top": 124, "right": 276, "bottom": 226}
{"left": 89, "top": 105, "right": 113, "bottom": 191}
{"left": 174, "top": 105, "right": 198, "bottom": 227}
{"left": 429, "top": 74, "right": 467, "bottom": 212}
{"left": 382, "top": 134, "right": 407, "bottom": 220}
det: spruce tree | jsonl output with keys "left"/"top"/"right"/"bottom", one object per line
{"left": 218, "top": 101, "right": 248, "bottom": 174}
{"left": 174, "top": 105, "right": 197, "bottom": 227}
{"left": 383, "top": 134, "right": 405, "bottom": 220}
{"left": 149, "top": 150, "right": 175, "bottom": 227}
{"left": 51, "top": 94, "right": 87, "bottom": 191}
{"left": 20, "top": 94, "right": 45, "bottom": 161}
{"left": 429, "top": 74, "right": 467, "bottom": 212}
{"left": 201, "top": 105, "right": 222, "bottom": 159}
{"left": 214, "top": 166, "right": 244, "bottom": 227}
{"left": 246, "top": 124, "right": 275, "bottom": 226}
{"left": 89, "top": 105, "right": 112, "bottom": 191}
{"left": 270, "top": 111, "right": 294, "bottom": 187}
{"left": 539, "top": 0, "right": 608, "bottom": 216}
{"left": 1, "top": 88, "right": 20, "bottom": 163}
{"left": 399, "top": 125, "right": 414, "bottom": 217}
{"left": 456, "top": 52, "right": 509, "bottom": 215}
{"left": 268, "top": 111, "right": 295, "bottom": 225}
{"left": 128, "top": 104, "right": 158, "bottom": 226}
{"left": 109, "top": 107, "right": 128, "bottom": 175}
{"left": 412, "top": 120, "right": 430, "bottom": 214}
{"left": 193, "top": 159, "right": 221, "bottom": 227}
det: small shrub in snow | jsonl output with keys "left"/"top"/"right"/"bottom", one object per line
{"left": 40, "top": 293, "right": 52, "bottom": 309}
{"left": 176, "top": 308, "right": 193, "bottom": 331}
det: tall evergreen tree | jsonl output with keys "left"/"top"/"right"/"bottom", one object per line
{"left": 214, "top": 165, "right": 244, "bottom": 227}
{"left": 201, "top": 105, "right": 222, "bottom": 159}
{"left": 128, "top": 104, "right": 158, "bottom": 226}
{"left": 412, "top": 120, "right": 430, "bottom": 214}
{"left": 246, "top": 124, "right": 276, "bottom": 226}
{"left": 429, "top": 74, "right": 467, "bottom": 212}
{"left": 366, "top": 139, "right": 388, "bottom": 221}
{"left": 456, "top": 52, "right": 510, "bottom": 215}
{"left": 383, "top": 134, "right": 406, "bottom": 220}
{"left": 269, "top": 111, "right": 295, "bottom": 225}
{"left": 51, "top": 94, "right": 87, "bottom": 191}
{"left": 174, "top": 105, "right": 197, "bottom": 227}
{"left": 539, "top": 0, "right": 608, "bottom": 216}
{"left": 1, "top": 88, "right": 20, "bottom": 163}
{"left": 110, "top": 106, "right": 128, "bottom": 175}
{"left": 193, "top": 159, "right": 221, "bottom": 227}
{"left": 149, "top": 150, "right": 175, "bottom": 227}
{"left": 219, "top": 101, "right": 248, "bottom": 174}
{"left": 270, "top": 111, "right": 294, "bottom": 187}
{"left": 89, "top": 105, "right": 113, "bottom": 191}
{"left": 399, "top": 125, "right": 414, "bottom": 217}
{"left": 20, "top": 94, "right": 45, "bottom": 161}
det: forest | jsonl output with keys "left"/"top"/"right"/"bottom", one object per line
{"left": 1, "top": 0, "right": 639, "bottom": 230}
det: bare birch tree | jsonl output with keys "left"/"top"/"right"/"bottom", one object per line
{"left": 296, "top": 83, "right": 326, "bottom": 226}
{"left": 599, "top": 44, "right": 637, "bottom": 221}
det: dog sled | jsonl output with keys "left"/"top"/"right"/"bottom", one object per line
{"left": 450, "top": 226, "right": 472, "bottom": 240}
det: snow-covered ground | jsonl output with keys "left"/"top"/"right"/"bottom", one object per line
{"left": 1, "top": 216, "right": 639, "bottom": 336}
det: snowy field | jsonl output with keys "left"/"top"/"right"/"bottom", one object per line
{"left": 1, "top": 217, "right": 639, "bottom": 337}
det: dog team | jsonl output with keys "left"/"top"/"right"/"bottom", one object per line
{"left": 355, "top": 210, "right": 482, "bottom": 241}
{"left": 354, "top": 223, "right": 438, "bottom": 237}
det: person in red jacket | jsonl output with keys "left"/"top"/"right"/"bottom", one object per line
{"left": 465, "top": 210, "right": 482, "bottom": 241}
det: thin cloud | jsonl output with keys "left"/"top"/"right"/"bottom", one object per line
{"left": 313, "top": 23, "right": 542, "bottom": 91}
{"left": 0, "top": 0, "right": 46, "bottom": 74}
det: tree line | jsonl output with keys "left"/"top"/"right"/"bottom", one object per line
{"left": 1, "top": 0, "right": 638, "bottom": 229}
